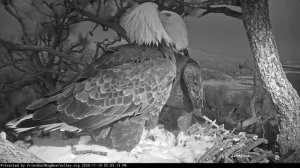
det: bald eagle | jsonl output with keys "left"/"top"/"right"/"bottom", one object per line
{"left": 7, "top": 2, "right": 188, "bottom": 151}
{"left": 162, "top": 53, "right": 204, "bottom": 132}
{"left": 167, "top": 53, "right": 204, "bottom": 115}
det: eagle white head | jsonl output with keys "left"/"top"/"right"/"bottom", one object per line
{"left": 120, "top": 2, "right": 188, "bottom": 51}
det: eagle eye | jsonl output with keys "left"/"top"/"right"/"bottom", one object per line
{"left": 165, "top": 13, "right": 172, "bottom": 17}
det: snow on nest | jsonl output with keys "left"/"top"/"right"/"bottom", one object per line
{"left": 28, "top": 125, "right": 214, "bottom": 163}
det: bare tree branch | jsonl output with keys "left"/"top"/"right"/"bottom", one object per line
{"left": 93, "top": 35, "right": 121, "bottom": 61}
{"left": 0, "top": 39, "right": 72, "bottom": 61}
{"left": 183, "top": 0, "right": 241, "bottom": 8}
{"left": 0, "top": 0, "right": 94, "bottom": 94}
{"left": 2, "top": 1, "right": 29, "bottom": 40}
{"left": 199, "top": 6, "right": 242, "bottom": 19}
{"left": 0, "top": 78, "right": 39, "bottom": 93}
{"left": 71, "top": 0, "right": 129, "bottom": 42}
{"left": 96, "top": 0, "right": 102, "bottom": 16}
{"left": 183, "top": 0, "right": 242, "bottom": 19}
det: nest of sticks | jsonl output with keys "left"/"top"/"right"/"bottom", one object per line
{"left": 187, "top": 116, "right": 279, "bottom": 163}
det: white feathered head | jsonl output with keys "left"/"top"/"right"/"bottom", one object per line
{"left": 120, "top": 2, "right": 188, "bottom": 51}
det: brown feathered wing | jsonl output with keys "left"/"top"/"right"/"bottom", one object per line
{"left": 19, "top": 44, "right": 176, "bottom": 150}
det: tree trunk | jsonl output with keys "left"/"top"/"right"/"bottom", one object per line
{"left": 0, "top": 138, "right": 45, "bottom": 163}
{"left": 240, "top": 0, "right": 300, "bottom": 162}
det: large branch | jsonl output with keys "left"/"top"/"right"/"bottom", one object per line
{"left": 0, "top": 137, "right": 45, "bottom": 163}
{"left": 183, "top": 0, "right": 242, "bottom": 19}
{"left": 200, "top": 6, "right": 242, "bottom": 19}
{"left": 183, "top": 0, "right": 241, "bottom": 8}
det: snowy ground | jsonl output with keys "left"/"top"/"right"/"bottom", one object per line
{"left": 27, "top": 126, "right": 214, "bottom": 163}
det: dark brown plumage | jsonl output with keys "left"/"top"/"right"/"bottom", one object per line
{"left": 162, "top": 53, "right": 204, "bottom": 132}
{"left": 166, "top": 53, "right": 204, "bottom": 113}
{"left": 10, "top": 44, "right": 176, "bottom": 151}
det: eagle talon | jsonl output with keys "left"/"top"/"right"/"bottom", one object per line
{"left": 191, "top": 108, "right": 203, "bottom": 118}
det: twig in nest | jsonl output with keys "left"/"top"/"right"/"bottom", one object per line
{"left": 198, "top": 135, "right": 235, "bottom": 162}
{"left": 213, "top": 140, "right": 233, "bottom": 158}
{"left": 222, "top": 142, "right": 246, "bottom": 163}
{"left": 198, "top": 141, "right": 222, "bottom": 162}
{"left": 202, "top": 115, "right": 229, "bottom": 133}
{"left": 71, "top": 145, "right": 107, "bottom": 156}
{"left": 253, "top": 147, "right": 276, "bottom": 161}
{"left": 245, "top": 133, "right": 258, "bottom": 140}
{"left": 242, "top": 138, "right": 268, "bottom": 153}
{"left": 250, "top": 153, "right": 267, "bottom": 163}
{"left": 196, "top": 115, "right": 272, "bottom": 163}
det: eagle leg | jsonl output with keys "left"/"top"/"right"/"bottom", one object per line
{"left": 191, "top": 108, "right": 203, "bottom": 118}
{"left": 89, "top": 116, "right": 145, "bottom": 152}
{"left": 177, "top": 112, "right": 193, "bottom": 133}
